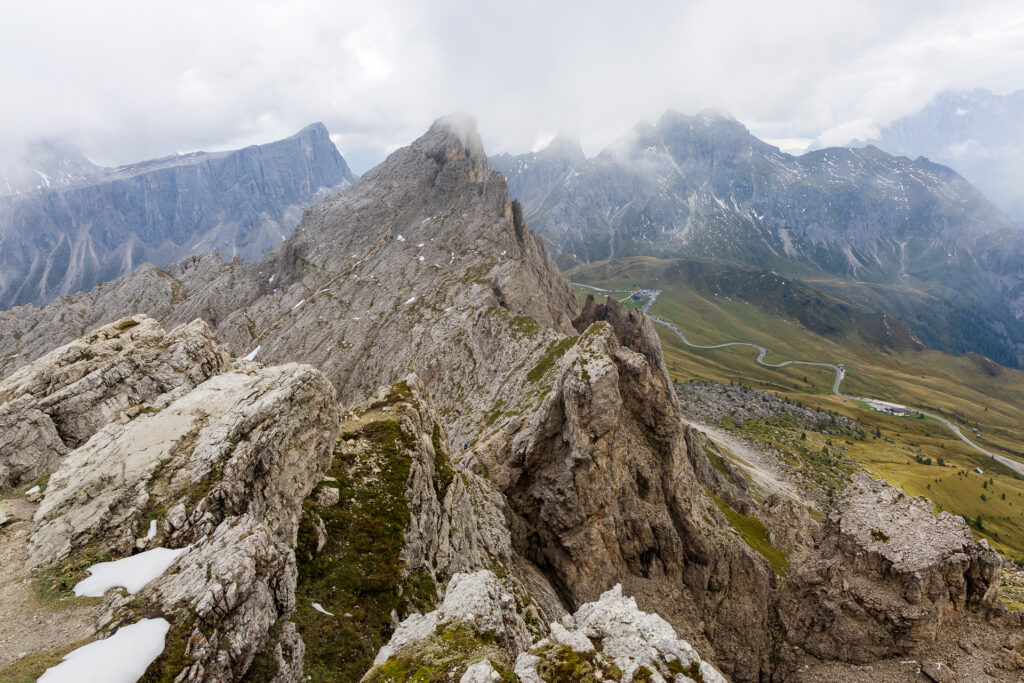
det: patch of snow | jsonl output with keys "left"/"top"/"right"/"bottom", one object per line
{"left": 312, "top": 602, "right": 335, "bottom": 616}
{"left": 418, "top": 256, "right": 424, "bottom": 262}
{"left": 25, "top": 485, "right": 40, "bottom": 495}
{"left": 268, "top": 274, "right": 275, "bottom": 284}
{"left": 396, "top": 234, "right": 405, "bottom": 242}
{"left": 38, "top": 618, "right": 171, "bottom": 683}
{"left": 416, "top": 243, "right": 425, "bottom": 248}
{"left": 291, "top": 299, "right": 305, "bottom": 311}
{"left": 241, "top": 345, "right": 261, "bottom": 361}
{"left": 73, "top": 546, "right": 189, "bottom": 597}
{"left": 404, "top": 297, "right": 417, "bottom": 305}
{"left": 145, "top": 520, "right": 157, "bottom": 541}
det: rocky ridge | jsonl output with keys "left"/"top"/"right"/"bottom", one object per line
{"left": 0, "top": 315, "right": 229, "bottom": 491}
{"left": 0, "top": 115, "right": 1020, "bottom": 681}
{"left": 0, "top": 123, "right": 356, "bottom": 311}
{"left": 493, "top": 110, "right": 1024, "bottom": 368}
{"left": 0, "top": 310, "right": 339, "bottom": 681}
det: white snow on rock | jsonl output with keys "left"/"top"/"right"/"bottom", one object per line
{"left": 312, "top": 602, "right": 335, "bottom": 616}
{"left": 291, "top": 299, "right": 305, "bottom": 311}
{"left": 25, "top": 485, "right": 40, "bottom": 495}
{"left": 396, "top": 234, "right": 406, "bottom": 241}
{"left": 405, "top": 297, "right": 417, "bottom": 305}
{"left": 73, "top": 546, "right": 189, "bottom": 597}
{"left": 38, "top": 618, "right": 171, "bottom": 683}
{"left": 241, "top": 345, "right": 261, "bottom": 361}
{"left": 145, "top": 519, "right": 157, "bottom": 541}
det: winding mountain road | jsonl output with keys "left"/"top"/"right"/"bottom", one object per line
{"left": 573, "top": 283, "right": 1024, "bottom": 477}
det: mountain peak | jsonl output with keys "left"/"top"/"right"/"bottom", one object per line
{"left": 427, "top": 113, "right": 486, "bottom": 157}
{"left": 540, "top": 133, "right": 586, "bottom": 163}
{"left": 290, "top": 121, "right": 331, "bottom": 142}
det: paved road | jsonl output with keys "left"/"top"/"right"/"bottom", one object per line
{"left": 572, "top": 283, "right": 1024, "bottom": 477}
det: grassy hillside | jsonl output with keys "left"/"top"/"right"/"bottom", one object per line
{"left": 569, "top": 256, "right": 1024, "bottom": 560}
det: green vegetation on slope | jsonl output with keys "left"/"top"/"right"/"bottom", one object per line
{"left": 293, "top": 401, "right": 435, "bottom": 682}
{"left": 569, "top": 256, "right": 1024, "bottom": 561}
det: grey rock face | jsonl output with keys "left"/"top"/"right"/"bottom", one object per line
{"left": 494, "top": 109, "right": 1024, "bottom": 367}
{"left": 517, "top": 583, "right": 728, "bottom": 683}
{"left": 0, "top": 123, "right": 355, "bottom": 310}
{"left": 779, "top": 474, "right": 1003, "bottom": 663}
{"left": 28, "top": 362, "right": 339, "bottom": 568}
{"left": 371, "top": 570, "right": 533, "bottom": 669}
{"left": 0, "top": 315, "right": 229, "bottom": 490}
{"left": 101, "top": 514, "right": 305, "bottom": 683}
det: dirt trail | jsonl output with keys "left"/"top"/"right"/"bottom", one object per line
{"left": 0, "top": 496, "right": 100, "bottom": 668}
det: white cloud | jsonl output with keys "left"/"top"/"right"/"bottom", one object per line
{"left": 0, "top": 0, "right": 1021, "bottom": 167}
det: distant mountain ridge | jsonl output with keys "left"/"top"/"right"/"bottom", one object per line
{"left": 492, "top": 109, "right": 1024, "bottom": 367}
{"left": 0, "top": 123, "right": 356, "bottom": 310}
{"left": 860, "top": 88, "right": 1024, "bottom": 227}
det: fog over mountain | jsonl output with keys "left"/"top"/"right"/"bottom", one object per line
{"left": 493, "top": 110, "right": 1024, "bottom": 367}
{"left": 862, "top": 89, "right": 1024, "bottom": 226}
{"left": 2, "top": 1, "right": 1024, "bottom": 172}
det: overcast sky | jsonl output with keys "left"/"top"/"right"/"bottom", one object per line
{"left": 3, "top": 0, "right": 1024, "bottom": 172}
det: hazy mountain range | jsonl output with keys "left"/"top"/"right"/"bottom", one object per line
{"left": 492, "top": 110, "right": 1024, "bottom": 367}
{"left": 862, "top": 88, "right": 1024, "bottom": 227}
{"left": 0, "top": 123, "right": 355, "bottom": 310}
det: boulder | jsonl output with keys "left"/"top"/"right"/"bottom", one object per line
{"left": 28, "top": 362, "right": 339, "bottom": 569}
{"left": 514, "top": 583, "right": 727, "bottom": 683}
{"left": 101, "top": 515, "right": 304, "bottom": 682}
{"left": 0, "top": 316, "right": 230, "bottom": 490}
{"left": 366, "top": 570, "right": 532, "bottom": 677}
{"left": 779, "top": 474, "right": 1003, "bottom": 662}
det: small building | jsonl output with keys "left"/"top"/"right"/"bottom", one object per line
{"left": 974, "top": 467, "right": 984, "bottom": 474}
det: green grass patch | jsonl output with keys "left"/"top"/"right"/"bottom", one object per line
{"left": 526, "top": 336, "right": 578, "bottom": 383}
{"left": 431, "top": 423, "right": 454, "bottom": 500}
{"left": 294, "top": 413, "right": 433, "bottom": 682}
{"left": 114, "top": 318, "right": 141, "bottom": 331}
{"left": 0, "top": 637, "right": 96, "bottom": 682}
{"left": 32, "top": 548, "right": 108, "bottom": 610}
{"left": 706, "top": 489, "right": 789, "bottom": 577}
{"left": 364, "top": 623, "right": 515, "bottom": 682}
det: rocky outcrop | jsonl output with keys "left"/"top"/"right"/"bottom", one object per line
{"left": 482, "top": 311, "right": 777, "bottom": 680}
{"left": 0, "top": 315, "right": 229, "bottom": 490}
{"left": 516, "top": 583, "right": 727, "bottom": 683}
{"left": 779, "top": 474, "right": 1003, "bottom": 663}
{"left": 28, "top": 362, "right": 339, "bottom": 568}
{"left": 293, "top": 376, "right": 562, "bottom": 680}
{"left": 369, "top": 570, "right": 532, "bottom": 672}
{"left": 367, "top": 572, "right": 725, "bottom": 683}
{"left": 100, "top": 514, "right": 304, "bottom": 682}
